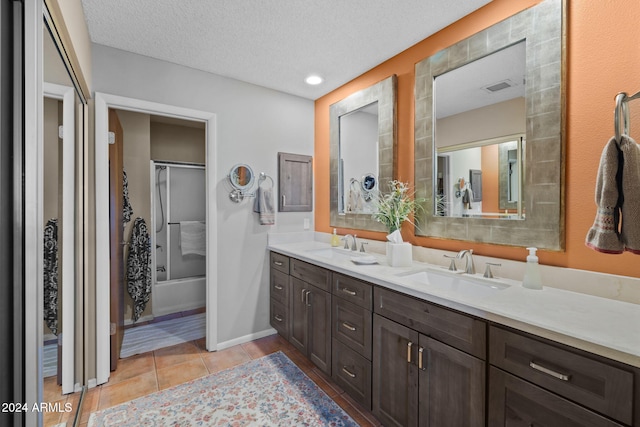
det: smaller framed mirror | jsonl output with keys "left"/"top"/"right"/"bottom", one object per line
{"left": 229, "top": 163, "right": 255, "bottom": 190}
{"left": 330, "top": 75, "right": 397, "bottom": 231}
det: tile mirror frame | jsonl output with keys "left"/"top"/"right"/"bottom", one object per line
{"left": 414, "top": 0, "right": 566, "bottom": 250}
{"left": 330, "top": 75, "right": 397, "bottom": 232}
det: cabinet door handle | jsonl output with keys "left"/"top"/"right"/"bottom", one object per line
{"left": 274, "top": 261, "right": 283, "bottom": 266}
{"left": 274, "top": 284, "right": 284, "bottom": 290}
{"left": 418, "top": 347, "right": 425, "bottom": 370}
{"left": 342, "top": 367, "right": 356, "bottom": 378}
{"left": 305, "top": 290, "right": 311, "bottom": 307}
{"left": 274, "top": 315, "right": 283, "bottom": 322}
{"left": 407, "top": 341, "right": 413, "bottom": 363}
{"left": 282, "top": 195, "right": 286, "bottom": 207}
{"left": 301, "top": 288, "right": 307, "bottom": 303}
{"left": 341, "top": 288, "right": 357, "bottom": 296}
{"left": 529, "top": 361, "right": 570, "bottom": 381}
{"left": 342, "top": 322, "right": 356, "bottom": 332}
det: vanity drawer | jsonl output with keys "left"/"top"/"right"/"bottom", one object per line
{"left": 270, "top": 269, "right": 289, "bottom": 305}
{"left": 332, "top": 338, "right": 372, "bottom": 410}
{"left": 374, "top": 287, "right": 486, "bottom": 359}
{"left": 270, "top": 299, "right": 289, "bottom": 340}
{"left": 290, "top": 258, "right": 331, "bottom": 292}
{"left": 270, "top": 252, "right": 289, "bottom": 274}
{"left": 332, "top": 273, "right": 373, "bottom": 310}
{"left": 489, "top": 367, "right": 624, "bottom": 427}
{"left": 489, "top": 326, "right": 633, "bottom": 425}
{"left": 333, "top": 296, "right": 372, "bottom": 359}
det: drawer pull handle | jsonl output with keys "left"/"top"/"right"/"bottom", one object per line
{"left": 529, "top": 362, "right": 570, "bottom": 381}
{"left": 342, "top": 288, "right": 357, "bottom": 296}
{"left": 274, "top": 315, "right": 283, "bottom": 322}
{"left": 342, "top": 322, "right": 356, "bottom": 332}
{"left": 274, "top": 284, "right": 284, "bottom": 290}
{"left": 274, "top": 261, "right": 283, "bottom": 266}
{"left": 342, "top": 367, "right": 356, "bottom": 378}
{"left": 418, "top": 346, "right": 424, "bottom": 370}
{"left": 407, "top": 341, "right": 413, "bottom": 363}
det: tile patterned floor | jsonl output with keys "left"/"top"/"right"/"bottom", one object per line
{"left": 45, "top": 333, "right": 382, "bottom": 426}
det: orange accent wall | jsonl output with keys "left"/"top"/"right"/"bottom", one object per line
{"left": 315, "top": 0, "right": 640, "bottom": 278}
{"left": 481, "top": 144, "right": 499, "bottom": 213}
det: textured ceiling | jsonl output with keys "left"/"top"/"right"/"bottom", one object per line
{"left": 80, "top": 0, "right": 491, "bottom": 100}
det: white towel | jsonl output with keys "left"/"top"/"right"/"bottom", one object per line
{"left": 253, "top": 187, "right": 275, "bottom": 225}
{"left": 180, "top": 221, "right": 206, "bottom": 256}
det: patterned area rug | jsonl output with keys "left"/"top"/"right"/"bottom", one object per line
{"left": 88, "top": 351, "right": 358, "bottom": 426}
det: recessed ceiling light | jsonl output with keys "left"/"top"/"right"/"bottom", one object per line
{"left": 305, "top": 75, "right": 323, "bottom": 85}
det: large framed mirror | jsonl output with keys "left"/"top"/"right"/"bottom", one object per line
{"left": 330, "top": 75, "right": 397, "bottom": 232}
{"left": 414, "top": 0, "right": 566, "bottom": 250}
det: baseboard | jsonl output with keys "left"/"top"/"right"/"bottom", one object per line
{"left": 124, "top": 313, "right": 154, "bottom": 326}
{"left": 215, "top": 328, "right": 278, "bottom": 351}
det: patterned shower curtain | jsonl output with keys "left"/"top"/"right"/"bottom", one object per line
{"left": 127, "top": 217, "right": 151, "bottom": 322}
{"left": 43, "top": 218, "right": 58, "bottom": 335}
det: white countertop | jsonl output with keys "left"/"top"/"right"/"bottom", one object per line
{"left": 268, "top": 239, "right": 640, "bottom": 368}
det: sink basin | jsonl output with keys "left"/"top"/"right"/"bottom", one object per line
{"left": 306, "top": 247, "right": 366, "bottom": 260}
{"left": 400, "top": 268, "right": 509, "bottom": 297}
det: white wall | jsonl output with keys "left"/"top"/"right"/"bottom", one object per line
{"left": 92, "top": 44, "right": 315, "bottom": 344}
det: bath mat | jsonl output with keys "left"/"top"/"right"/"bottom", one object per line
{"left": 88, "top": 351, "right": 358, "bottom": 426}
{"left": 120, "top": 313, "right": 205, "bottom": 358}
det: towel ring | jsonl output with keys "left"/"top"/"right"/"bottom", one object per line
{"left": 615, "top": 92, "right": 629, "bottom": 143}
{"left": 258, "top": 172, "right": 274, "bottom": 188}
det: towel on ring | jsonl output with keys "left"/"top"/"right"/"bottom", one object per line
{"left": 586, "top": 135, "right": 640, "bottom": 254}
{"left": 253, "top": 187, "right": 275, "bottom": 225}
{"left": 619, "top": 135, "right": 640, "bottom": 253}
{"left": 180, "top": 221, "right": 206, "bottom": 256}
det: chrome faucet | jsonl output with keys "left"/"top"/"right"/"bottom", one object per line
{"left": 457, "top": 249, "right": 475, "bottom": 274}
{"left": 342, "top": 234, "right": 358, "bottom": 251}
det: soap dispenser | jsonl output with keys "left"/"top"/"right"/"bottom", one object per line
{"left": 522, "top": 247, "right": 543, "bottom": 290}
{"left": 331, "top": 229, "right": 341, "bottom": 247}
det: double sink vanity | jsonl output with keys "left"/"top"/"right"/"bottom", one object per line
{"left": 268, "top": 238, "right": 639, "bottom": 427}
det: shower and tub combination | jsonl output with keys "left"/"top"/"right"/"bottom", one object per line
{"left": 151, "top": 161, "right": 206, "bottom": 317}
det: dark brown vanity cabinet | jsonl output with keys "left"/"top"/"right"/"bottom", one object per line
{"left": 269, "top": 252, "right": 290, "bottom": 339}
{"left": 372, "top": 287, "right": 486, "bottom": 427}
{"left": 488, "top": 326, "right": 636, "bottom": 427}
{"left": 331, "top": 273, "right": 374, "bottom": 409}
{"left": 288, "top": 259, "right": 332, "bottom": 376}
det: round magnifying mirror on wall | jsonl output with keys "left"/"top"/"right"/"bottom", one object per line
{"left": 229, "top": 163, "right": 255, "bottom": 190}
{"left": 361, "top": 173, "right": 377, "bottom": 201}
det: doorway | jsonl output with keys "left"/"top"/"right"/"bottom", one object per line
{"left": 94, "top": 93, "right": 217, "bottom": 385}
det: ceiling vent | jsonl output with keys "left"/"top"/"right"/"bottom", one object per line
{"left": 483, "top": 79, "right": 514, "bottom": 93}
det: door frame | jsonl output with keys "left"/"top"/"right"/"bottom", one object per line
{"left": 94, "top": 92, "right": 218, "bottom": 385}
{"left": 43, "top": 82, "right": 76, "bottom": 394}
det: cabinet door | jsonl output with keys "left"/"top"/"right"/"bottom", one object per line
{"left": 308, "top": 286, "right": 332, "bottom": 376}
{"left": 373, "top": 314, "right": 419, "bottom": 427}
{"left": 289, "top": 277, "right": 308, "bottom": 353}
{"left": 278, "top": 152, "right": 313, "bottom": 212}
{"left": 419, "top": 335, "right": 485, "bottom": 427}
{"left": 488, "top": 367, "right": 624, "bottom": 427}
